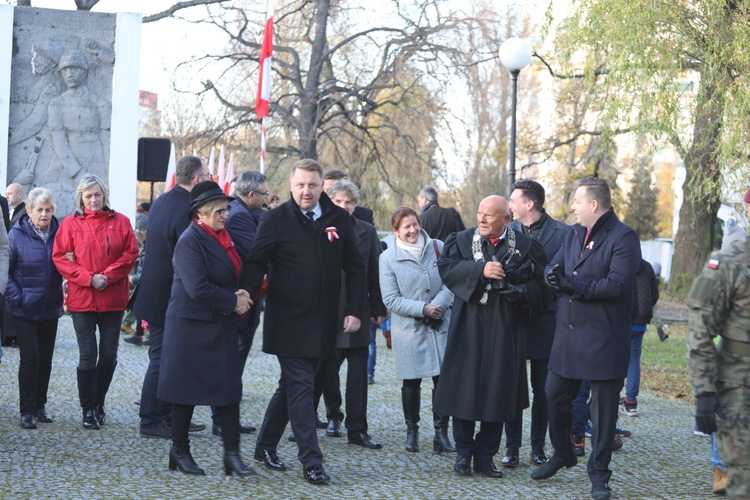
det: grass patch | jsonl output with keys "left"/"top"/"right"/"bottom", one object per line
{"left": 639, "top": 323, "right": 693, "bottom": 402}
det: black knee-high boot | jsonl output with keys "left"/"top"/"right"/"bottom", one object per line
{"left": 77, "top": 368, "right": 99, "bottom": 430}
{"left": 402, "top": 386, "right": 421, "bottom": 452}
{"left": 94, "top": 362, "right": 117, "bottom": 425}
{"left": 432, "top": 389, "right": 455, "bottom": 453}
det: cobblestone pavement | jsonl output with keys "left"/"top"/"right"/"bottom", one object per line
{"left": 0, "top": 316, "right": 714, "bottom": 499}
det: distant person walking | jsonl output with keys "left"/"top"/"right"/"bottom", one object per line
{"left": 417, "top": 186, "right": 465, "bottom": 241}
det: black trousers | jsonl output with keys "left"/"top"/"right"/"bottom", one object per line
{"left": 546, "top": 370, "right": 622, "bottom": 484}
{"left": 504, "top": 357, "right": 550, "bottom": 449}
{"left": 173, "top": 402, "right": 240, "bottom": 451}
{"left": 315, "top": 346, "right": 369, "bottom": 437}
{"left": 453, "top": 418, "right": 502, "bottom": 461}
{"left": 15, "top": 317, "right": 58, "bottom": 416}
{"left": 255, "top": 357, "right": 322, "bottom": 468}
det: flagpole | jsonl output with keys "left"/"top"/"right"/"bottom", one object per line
{"left": 260, "top": 117, "right": 267, "bottom": 174}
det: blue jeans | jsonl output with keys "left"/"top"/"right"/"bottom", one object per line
{"left": 367, "top": 318, "right": 390, "bottom": 378}
{"left": 572, "top": 380, "right": 591, "bottom": 437}
{"left": 625, "top": 331, "right": 644, "bottom": 400}
{"left": 71, "top": 311, "right": 122, "bottom": 370}
{"left": 712, "top": 434, "right": 726, "bottom": 470}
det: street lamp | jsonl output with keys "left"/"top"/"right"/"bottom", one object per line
{"left": 499, "top": 37, "right": 532, "bottom": 194}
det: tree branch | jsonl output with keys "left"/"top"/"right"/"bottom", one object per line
{"left": 143, "top": 0, "right": 229, "bottom": 23}
{"left": 535, "top": 52, "right": 609, "bottom": 79}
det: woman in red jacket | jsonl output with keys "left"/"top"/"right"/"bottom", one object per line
{"left": 52, "top": 175, "right": 139, "bottom": 430}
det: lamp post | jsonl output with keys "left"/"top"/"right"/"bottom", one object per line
{"left": 499, "top": 37, "right": 532, "bottom": 194}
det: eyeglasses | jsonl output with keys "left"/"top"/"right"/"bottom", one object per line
{"left": 213, "top": 207, "right": 230, "bottom": 216}
{"left": 252, "top": 190, "right": 269, "bottom": 197}
{"left": 196, "top": 172, "right": 212, "bottom": 181}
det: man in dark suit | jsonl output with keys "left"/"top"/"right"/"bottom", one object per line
{"left": 503, "top": 179, "right": 569, "bottom": 467}
{"left": 246, "top": 159, "right": 366, "bottom": 485}
{"left": 322, "top": 169, "right": 375, "bottom": 226}
{"left": 314, "top": 179, "right": 387, "bottom": 449}
{"left": 6, "top": 183, "right": 26, "bottom": 228}
{"left": 418, "top": 186, "right": 466, "bottom": 241}
{"left": 210, "top": 170, "right": 269, "bottom": 437}
{"left": 531, "top": 177, "right": 641, "bottom": 500}
{"left": 133, "top": 156, "right": 211, "bottom": 439}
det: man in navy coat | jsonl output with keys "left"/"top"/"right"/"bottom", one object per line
{"left": 133, "top": 156, "right": 211, "bottom": 439}
{"left": 245, "top": 159, "right": 366, "bottom": 485}
{"left": 504, "top": 179, "right": 569, "bottom": 467}
{"left": 531, "top": 177, "right": 641, "bottom": 500}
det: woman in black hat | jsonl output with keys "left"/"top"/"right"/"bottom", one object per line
{"left": 157, "top": 181, "right": 255, "bottom": 476}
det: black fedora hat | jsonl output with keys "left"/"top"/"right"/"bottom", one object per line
{"left": 190, "top": 180, "right": 234, "bottom": 214}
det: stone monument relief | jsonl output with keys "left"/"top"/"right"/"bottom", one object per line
{"left": 8, "top": 7, "right": 115, "bottom": 217}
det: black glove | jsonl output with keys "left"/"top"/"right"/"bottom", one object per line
{"left": 420, "top": 316, "right": 443, "bottom": 330}
{"left": 695, "top": 393, "right": 724, "bottom": 435}
{"left": 656, "top": 326, "right": 669, "bottom": 342}
{"left": 545, "top": 265, "right": 574, "bottom": 295}
{"left": 499, "top": 285, "right": 527, "bottom": 303}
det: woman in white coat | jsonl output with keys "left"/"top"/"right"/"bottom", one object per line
{"left": 379, "top": 206, "right": 455, "bottom": 454}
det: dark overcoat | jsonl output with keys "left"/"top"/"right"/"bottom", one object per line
{"left": 420, "top": 202, "right": 466, "bottom": 242}
{"left": 225, "top": 196, "right": 259, "bottom": 261}
{"left": 10, "top": 202, "right": 26, "bottom": 228}
{"left": 157, "top": 222, "right": 242, "bottom": 406}
{"left": 433, "top": 226, "right": 548, "bottom": 423}
{"left": 132, "top": 186, "right": 191, "bottom": 327}
{"left": 244, "top": 192, "right": 366, "bottom": 359}
{"left": 547, "top": 208, "right": 641, "bottom": 381}
{"left": 336, "top": 217, "right": 386, "bottom": 349}
{"left": 510, "top": 213, "right": 569, "bottom": 359}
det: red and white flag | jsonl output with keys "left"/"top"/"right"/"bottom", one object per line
{"left": 217, "top": 144, "right": 226, "bottom": 188}
{"left": 224, "top": 153, "right": 235, "bottom": 195}
{"left": 256, "top": 9, "right": 274, "bottom": 119}
{"left": 164, "top": 143, "right": 177, "bottom": 191}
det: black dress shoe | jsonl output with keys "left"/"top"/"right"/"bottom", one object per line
{"left": 94, "top": 405, "right": 106, "bottom": 425}
{"left": 303, "top": 464, "right": 330, "bottom": 485}
{"left": 188, "top": 421, "right": 206, "bottom": 432}
{"left": 36, "top": 407, "right": 53, "bottom": 423}
{"left": 316, "top": 418, "right": 328, "bottom": 429}
{"left": 453, "top": 455, "right": 472, "bottom": 476}
{"left": 474, "top": 460, "right": 503, "bottom": 478}
{"left": 501, "top": 447, "right": 519, "bottom": 468}
{"left": 530, "top": 447, "right": 549, "bottom": 465}
{"left": 591, "top": 482, "right": 612, "bottom": 499}
{"left": 82, "top": 409, "right": 100, "bottom": 430}
{"left": 239, "top": 423, "right": 256, "bottom": 434}
{"left": 326, "top": 419, "right": 342, "bottom": 437}
{"left": 20, "top": 414, "right": 37, "bottom": 429}
{"left": 530, "top": 454, "right": 577, "bottom": 480}
{"left": 348, "top": 432, "right": 383, "bottom": 449}
{"left": 140, "top": 420, "right": 171, "bottom": 439}
{"left": 254, "top": 448, "right": 286, "bottom": 471}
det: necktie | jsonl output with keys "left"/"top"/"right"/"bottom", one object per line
{"left": 306, "top": 211, "right": 317, "bottom": 230}
{"left": 489, "top": 237, "right": 503, "bottom": 246}
{"left": 583, "top": 227, "right": 592, "bottom": 249}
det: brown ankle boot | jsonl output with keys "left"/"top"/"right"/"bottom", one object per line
{"left": 713, "top": 465, "right": 728, "bottom": 495}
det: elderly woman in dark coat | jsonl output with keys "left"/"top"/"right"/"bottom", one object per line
{"left": 157, "top": 181, "right": 254, "bottom": 477}
{"left": 6, "top": 188, "right": 63, "bottom": 429}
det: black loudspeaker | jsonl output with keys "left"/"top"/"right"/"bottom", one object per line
{"left": 137, "top": 138, "right": 172, "bottom": 182}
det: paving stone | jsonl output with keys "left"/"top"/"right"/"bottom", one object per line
{"left": 0, "top": 316, "right": 714, "bottom": 498}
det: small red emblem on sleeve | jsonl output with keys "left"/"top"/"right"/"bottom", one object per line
{"left": 707, "top": 258, "right": 720, "bottom": 269}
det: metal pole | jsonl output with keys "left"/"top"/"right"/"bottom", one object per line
{"left": 508, "top": 69, "right": 520, "bottom": 195}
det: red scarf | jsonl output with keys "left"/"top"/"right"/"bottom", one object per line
{"left": 194, "top": 219, "right": 241, "bottom": 276}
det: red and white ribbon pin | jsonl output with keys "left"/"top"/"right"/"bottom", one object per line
{"left": 325, "top": 227, "right": 339, "bottom": 243}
